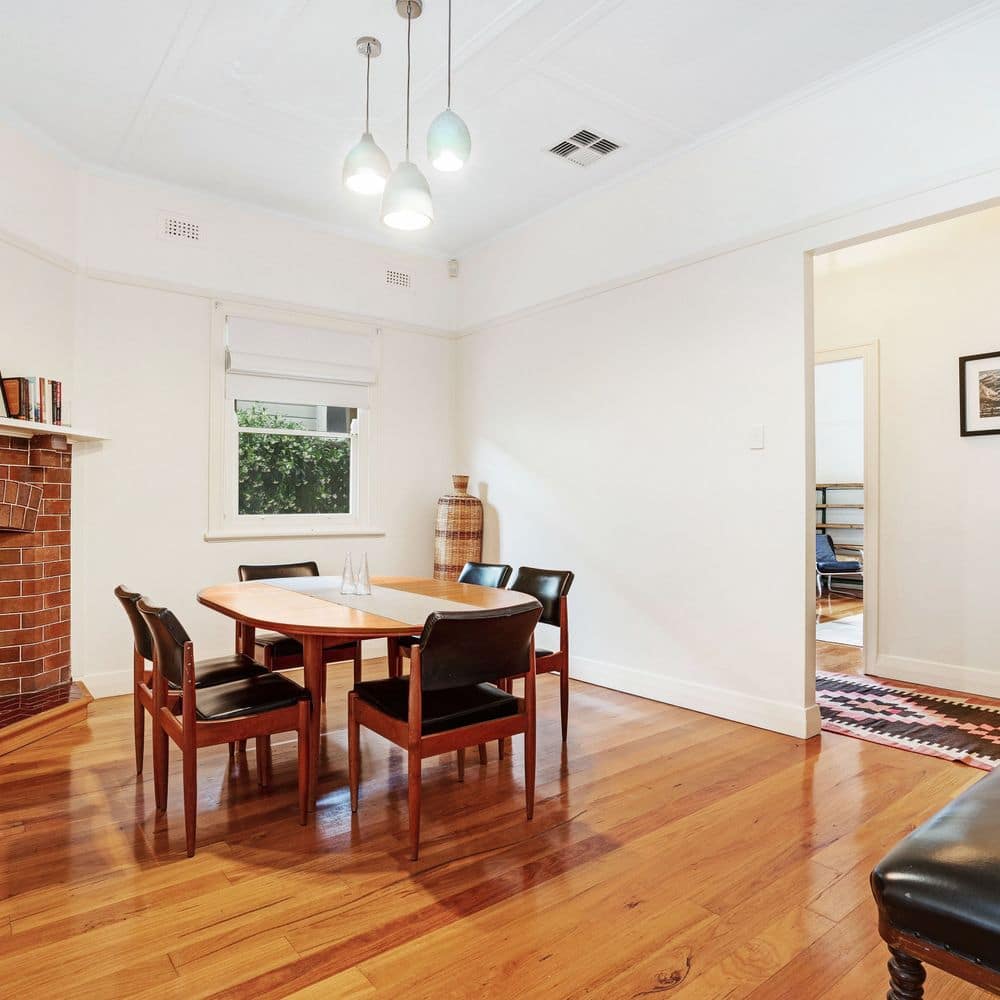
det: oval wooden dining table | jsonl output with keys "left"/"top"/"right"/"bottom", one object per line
{"left": 197, "top": 575, "right": 537, "bottom": 809}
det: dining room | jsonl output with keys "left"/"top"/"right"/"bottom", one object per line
{"left": 6, "top": 2, "right": 1000, "bottom": 998}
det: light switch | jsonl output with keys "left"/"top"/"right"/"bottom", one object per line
{"left": 749, "top": 424, "right": 765, "bottom": 450}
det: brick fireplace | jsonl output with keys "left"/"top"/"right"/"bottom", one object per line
{"left": 0, "top": 433, "right": 72, "bottom": 697}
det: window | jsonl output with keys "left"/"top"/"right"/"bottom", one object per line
{"left": 207, "top": 304, "right": 382, "bottom": 539}
{"left": 235, "top": 401, "right": 357, "bottom": 516}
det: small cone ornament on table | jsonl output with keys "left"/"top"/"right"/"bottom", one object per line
{"left": 434, "top": 475, "right": 483, "bottom": 581}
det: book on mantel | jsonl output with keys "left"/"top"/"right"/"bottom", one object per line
{"left": 0, "top": 372, "right": 63, "bottom": 424}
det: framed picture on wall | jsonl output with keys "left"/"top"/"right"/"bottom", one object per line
{"left": 960, "top": 351, "right": 1000, "bottom": 436}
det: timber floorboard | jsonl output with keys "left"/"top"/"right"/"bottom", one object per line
{"left": 0, "top": 657, "right": 992, "bottom": 999}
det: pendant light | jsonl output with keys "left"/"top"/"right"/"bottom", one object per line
{"left": 343, "top": 37, "right": 390, "bottom": 195}
{"left": 381, "top": 0, "right": 434, "bottom": 231}
{"left": 426, "top": 0, "right": 471, "bottom": 171}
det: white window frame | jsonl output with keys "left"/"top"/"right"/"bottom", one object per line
{"left": 206, "top": 301, "right": 384, "bottom": 541}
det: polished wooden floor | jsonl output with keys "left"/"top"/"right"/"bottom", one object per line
{"left": 816, "top": 591, "right": 865, "bottom": 676}
{"left": 0, "top": 657, "right": 992, "bottom": 999}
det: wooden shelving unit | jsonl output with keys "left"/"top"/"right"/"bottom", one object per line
{"left": 0, "top": 417, "right": 105, "bottom": 443}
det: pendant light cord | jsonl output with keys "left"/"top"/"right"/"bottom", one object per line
{"left": 364, "top": 44, "right": 371, "bottom": 133}
{"left": 447, "top": 0, "right": 452, "bottom": 109}
{"left": 405, "top": 2, "right": 412, "bottom": 160}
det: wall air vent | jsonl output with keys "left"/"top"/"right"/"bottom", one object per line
{"left": 385, "top": 268, "right": 411, "bottom": 289}
{"left": 161, "top": 214, "right": 200, "bottom": 242}
{"left": 548, "top": 129, "right": 621, "bottom": 167}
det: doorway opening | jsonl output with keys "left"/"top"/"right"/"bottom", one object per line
{"left": 813, "top": 348, "right": 877, "bottom": 678}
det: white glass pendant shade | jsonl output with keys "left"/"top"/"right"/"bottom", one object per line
{"left": 343, "top": 132, "right": 390, "bottom": 194}
{"left": 427, "top": 108, "right": 471, "bottom": 171}
{"left": 381, "top": 160, "right": 433, "bottom": 230}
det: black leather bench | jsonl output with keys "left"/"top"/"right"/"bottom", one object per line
{"left": 871, "top": 767, "right": 1000, "bottom": 998}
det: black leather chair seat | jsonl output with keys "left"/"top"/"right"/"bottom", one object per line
{"left": 535, "top": 648, "right": 554, "bottom": 659}
{"left": 255, "top": 631, "right": 355, "bottom": 659}
{"left": 166, "top": 654, "right": 268, "bottom": 690}
{"left": 195, "top": 673, "right": 310, "bottom": 722}
{"left": 818, "top": 559, "right": 862, "bottom": 574}
{"left": 871, "top": 771, "right": 1000, "bottom": 971}
{"left": 396, "top": 635, "right": 418, "bottom": 649}
{"left": 354, "top": 677, "right": 519, "bottom": 735}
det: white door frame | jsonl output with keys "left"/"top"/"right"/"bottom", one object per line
{"left": 814, "top": 343, "right": 879, "bottom": 675}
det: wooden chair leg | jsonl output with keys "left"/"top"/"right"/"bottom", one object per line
{"left": 153, "top": 715, "right": 169, "bottom": 813}
{"left": 498, "top": 738, "right": 505, "bottom": 760}
{"left": 237, "top": 739, "right": 248, "bottom": 754}
{"left": 408, "top": 751, "right": 422, "bottom": 861}
{"left": 456, "top": 747, "right": 465, "bottom": 782}
{"left": 228, "top": 742, "right": 235, "bottom": 759}
{"left": 255, "top": 736, "right": 271, "bottom": 789}
{"left": 320, "top": 664, "right": 328, "bottom": 705}
{"left": 348, "top": 694, "right": 360, "bottom": 813}
{"left": 887, "top": 948, "right": 925, "bottom": 1000}
{"left": 560, "top": 665, "right": 570, "bottom": 743}
{"left": 134, "top": 689, "right": 145, "bottom": 775}
{"left": 183, "top": 744, "right": 197, "bottom": 858}
{"left": 478, "top": 743, "right": 487, "bottom": 765}
{"left": 353, "top": 643, "right": 363, "bottom": 686}
{"left": 525, "top": 726, "right": 536, "bottom": 822}
{"left": 297, "top": 700, "right": 309, "bottom": 825}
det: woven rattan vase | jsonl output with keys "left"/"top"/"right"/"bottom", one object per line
{"left": 434, "top": 475, "right": 483, "bottom": 581}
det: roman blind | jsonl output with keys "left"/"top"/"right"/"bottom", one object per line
{"left": 225, "top": 315, "right": 377, "bottom": 410}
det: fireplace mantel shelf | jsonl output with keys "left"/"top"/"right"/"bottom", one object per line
{"left": 0, "top": 417, "right": 106, "bottom": 443}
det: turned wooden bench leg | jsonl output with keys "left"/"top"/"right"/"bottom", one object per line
{"left": 888, "top": 947, "right": 925, "bottom": 1000}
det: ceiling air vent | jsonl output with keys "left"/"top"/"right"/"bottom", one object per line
{"left": 385, "top": 268, "right": 411, "bottom": 289}
{"left": 161, "top": 215, "right": 200, "bottom": 242}
{"left": 548, "top": 129, "right": 621, "bottom": 167}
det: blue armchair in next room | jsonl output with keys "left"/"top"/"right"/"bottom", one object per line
{"left": 815, "top": 533, "right": 863, "bottom": 596}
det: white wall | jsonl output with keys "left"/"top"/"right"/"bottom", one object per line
{"left": 814, "top": 205, "right": 1000, "bottom": 696}
{"left": 461, "top": 236, "right": 816, "bottom": 735}
{"left": 0, "top": 118, "right": 78, "bottom": 404}
{"left": 78, "top": 170, "right": 457, "bottom": 334}
{"left": 815, "top": 360, "right": 864, "bottom": 485}
{"left": 456, "top": 10, "right": 1000, "bottom": 737}
{"left": 0, "top": 241, "right": 75, "bottom": 402}
{"left": 0, "top": 122, "right": 460, "bottom": 697}
{"left": 814, "top": 359, "right": 865, "bottom": 556}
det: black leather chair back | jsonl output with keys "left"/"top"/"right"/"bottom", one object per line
{"left": 136, "top": 598, "right": 192, "bottom": 689}
{"left": 417, "top": 604, "right": 542, "bottom": 692}
{"left": 815, "top": 534, "right": 837, "bottom": 563}
{"left": 238, "top": 561, "right": 319, "bottom": 582}
{"left": 457, "top": 561, "right": 513, "bottom": 589}
{"left": 114, "top": 585, "right": 154, "bottom": 661}
{"left": 508, "top": 567, "right": 574, "bottom": 628}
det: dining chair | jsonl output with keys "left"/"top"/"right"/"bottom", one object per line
{"left": 390, "top": 561, "right": 513, "bottom": 677}
{"left": 348, "top": 603, "right": 542, "bottom": 861}
{"left": 507, "top": 566, "right": 575, "bottom": 741}
{"left": 138, "top": 598, "right": 311, "bottom": 857}
{"left": 115, "top": 585, "right": 269, "bottom": 774}
{"left": 237, "top": 562, "right": 364, "bottom": 696}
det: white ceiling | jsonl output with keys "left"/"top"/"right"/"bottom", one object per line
{"left": 0, "top": 0, "right": 985, "bottom": 254}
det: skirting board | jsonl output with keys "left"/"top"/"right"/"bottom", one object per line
{"left": 570, "top": 655, "right": 821, "bottom": 739}
{"left": 875, "top": 654, "right": 1000, "bottom": 699}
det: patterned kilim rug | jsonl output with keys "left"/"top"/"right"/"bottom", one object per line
{"left": 816, "top": 670, "right": 1000, "bottom": 770}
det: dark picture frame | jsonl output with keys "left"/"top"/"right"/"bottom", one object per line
{"left": 960, "top": 351, "right": 1000, "bottom": 437}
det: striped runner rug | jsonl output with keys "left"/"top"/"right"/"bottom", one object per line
{"left": 816, "top": 670, "right": 1000, "bottom": 770}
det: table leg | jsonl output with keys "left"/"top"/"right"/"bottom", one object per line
{"left": 302, "top": 634, "right": 324, "bottom": 811}
{"left": 237, "top": 622, "right": 256, "bottom": 659}
{"left": 386, "top": 636, "right": 400, "bottom": 678}
{"left": 236, "top": 623, "right": 256, "bottom": 754}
